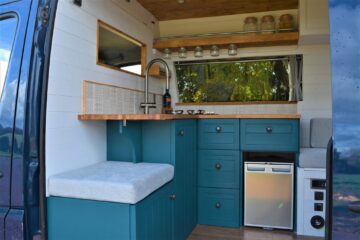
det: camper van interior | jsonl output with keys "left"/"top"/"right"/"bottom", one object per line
{"left": 4, "top": 0, "right": 351, "bottom": 239}
{"left": 42, "top": 1, "right": 333, "bottom": 239}
{"left": 45, "top": 0, "right": 331, "bottom": 239}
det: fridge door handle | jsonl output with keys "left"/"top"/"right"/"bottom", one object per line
{"left": 348, "top": 201, "right": 360, "bottom": 214}
{"left": 247, "top": 167, "right": 266, "bottom": 172}
{"left": 271, "top": 167, "right": 291, "bottom": 173}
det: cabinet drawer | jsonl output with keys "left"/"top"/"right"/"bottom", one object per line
{"left": 240, "top": 119, "right": 299, "bottom": 152}
{"left": 198, "top": 119, "right": 239, "bottom": 150}
{"left": 198, "top": 188, "right": 240, "bottom": 227}
{"left": 198, "top": 150, "right": 241, "bottom": 189}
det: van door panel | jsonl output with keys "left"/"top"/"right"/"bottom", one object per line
{"left": 0, "top": 207, "right": 8, "bottom": 239}
{"left": 4, "top": 209, "right": 24, "bottom": 240}
{"left": 0, "top": 0, "right": 32, "bottom": 237}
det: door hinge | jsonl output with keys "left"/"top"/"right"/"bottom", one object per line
{"left": 39, "top": 5, "right": 50, "bottom": 25}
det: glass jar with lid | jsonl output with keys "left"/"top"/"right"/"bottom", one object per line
{"left": 260, "top": 15, "right": 275, "bottom": 33}
{"left": 279, "top": 14, "right": 294, "bottom": 31}
{"left": 244, "top": 16, "right": 258, "bottom": 32}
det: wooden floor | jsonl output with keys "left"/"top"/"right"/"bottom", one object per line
{"left": 188, "top": 225, "right": 324, "bottom": 240}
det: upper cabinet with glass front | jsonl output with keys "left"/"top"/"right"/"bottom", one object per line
{"left": 97, "top": 20, "right": 146, "bottom": 76}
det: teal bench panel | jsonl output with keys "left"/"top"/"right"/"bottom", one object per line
{"left": 198, "top": 187, "right": 240, "bottom": 228}
{"left": 107, "top": 120, "right": 142, "bottom": 162}
{"left": 198, "top": 150, "right": 241, "bottom": 189}
{"left": 142, "top": 121, "right": 172, "bottom": 164}
{"left": 240, "top": 119, "right": 299, "bottom": 152}
{"left": 48, "top": 183, "right": 175, "bottom": 240}
{"left": 47, "top": 197, "right": 131, "bottom": 240}
{"left": 132, "top": 182, "right": 174, "bottom": 240}
{"left": 198, "top": 119, "right": 240, "bottom": 150}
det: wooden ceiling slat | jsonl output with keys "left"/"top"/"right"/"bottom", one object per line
{"left": 137, "top": 0, "right": 299, "bottom": 21}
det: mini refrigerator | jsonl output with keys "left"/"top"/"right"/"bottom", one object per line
{"left": 244, "top": 162, "right": 294, "bottom": 230}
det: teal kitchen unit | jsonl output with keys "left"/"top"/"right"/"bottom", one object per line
{"left": 48, "top": 117, "right": 300, "bottom": 239}
{"left": 197, "top": 119, "right": 242, "bottom": 227}
{"left": 197, "top": 118, "right": 299, "bottom": 228}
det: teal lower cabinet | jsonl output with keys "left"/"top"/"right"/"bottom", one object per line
{"left": 172, "top": 120, "right": 197, "bottom": 240}
{"left": 141, "top": 120, "right": 198, "bottom": 239}
{"left": 240, "top": 119, "right": 299, "bottom": 152}
{"left": 198, "top": 188, "right": 240, "bottom": 227}
{"left": 47, "top": 183, "right": 174, "bottom": 240}
{"left": 197, "top": 120, "right": 242, "bottom": 228}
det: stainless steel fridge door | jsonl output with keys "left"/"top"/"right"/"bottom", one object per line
{"left": 244, "top": 163, "right": 294, "bottom": 229}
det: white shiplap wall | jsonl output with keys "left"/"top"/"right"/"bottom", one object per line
{"left": 45, "top": 0, "right": 162, "bottom": 194}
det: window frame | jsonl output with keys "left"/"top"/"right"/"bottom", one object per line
{"left": 96, "top": 19, "right": 147, "bottom": 77}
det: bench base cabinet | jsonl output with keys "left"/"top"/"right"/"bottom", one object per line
{"left": 54, "top": 119, "right": 198, "bottom": 240}
{"left": 47, "top": 183, "right": 174, "bottom": 240}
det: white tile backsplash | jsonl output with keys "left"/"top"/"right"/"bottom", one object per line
{"left": 83, "top": 81, "right": 163, "bottom": 114}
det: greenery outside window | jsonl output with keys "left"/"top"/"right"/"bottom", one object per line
{"left": 175, "top": 55, "right": 302, "bottom": 103}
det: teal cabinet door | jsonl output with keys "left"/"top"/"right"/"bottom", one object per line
{"left": 240, "top": 119, "right": 299, "bottom": 152}
{"left": 198, "top": 188, "right": 240, "bottom": 227}
{"left": 172, "top": 120, "right": 197, "bottom": 240}
{"left": 133, "top": 182, "right": 174, "bottom": 240}
{"left": 198, "top": 150, "right": 241, "bottom": 189}
{"left": 198, "top": 119, "right": 240, "bottom": 150}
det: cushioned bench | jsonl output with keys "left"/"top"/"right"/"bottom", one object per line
{"left": 299, "top": 118, "right": 331, "bottom": 168}
{"left": 48, "top": 161, "right": 174, "bottom": 204}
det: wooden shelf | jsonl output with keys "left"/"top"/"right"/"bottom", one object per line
{"left": 153, "top": 32, "right": 299, "bottom": 50}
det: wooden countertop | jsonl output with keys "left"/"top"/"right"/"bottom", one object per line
{"left": 78, "top": 114, "right": 301, "bottom": 120}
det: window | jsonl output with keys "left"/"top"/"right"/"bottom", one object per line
{"left": 0, "top": 16, "right": 17, "bottom": 97}
{"left": 175, "top": 56, "right": 302, "bottom": 103}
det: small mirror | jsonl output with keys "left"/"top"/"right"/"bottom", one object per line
{"left": 97, "top": 20, "right": 146, "bottom": 76}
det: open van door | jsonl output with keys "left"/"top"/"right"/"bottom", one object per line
{"left": 0, "top": 1, "right": 33, "bottom": 238}
{"left": 0, "top": 0, "right": 57, "bottom": 239}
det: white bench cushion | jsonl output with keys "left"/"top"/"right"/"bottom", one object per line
{"left": 48, "top": 161, "right": 174, "bottom": 204}
{"left": 299, "top": 148, "right": 327, "bottom": 168}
